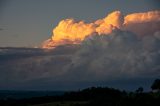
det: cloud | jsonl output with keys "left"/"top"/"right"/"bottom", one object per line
{"left": 42, "top": 11, "right": 124, "bottom": 48}
{"left": 123, "top": 10, "right": 160, "bottom": 37}
{"left": 53, "top": 19, "right": 96, "bottom": 43}
{"left": 66, "top": 30, "right": 160, "bottom": 81}
{"left": 95, "top": 11, "right": 123, "bottom": 35}
{"left": 0, "top": 46, "right": 76, "bottom": 86}
{"left": 1, "top": 29, "right": 160, "bottom": 90}
{"left": 42, "top": 10, "right": 160, "bottom": 48}
{"left": 0, "top": 10, "right": 160, "bottom": 90}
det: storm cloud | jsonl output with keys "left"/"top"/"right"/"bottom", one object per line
{"left": 42, "top": 10, "right": 160, "bottom": 48}
{"left": 0, "top": 10, "right": 160, "bottom": 90}
{"left": 1, "top": 29, "right": 160, "bottom": 90}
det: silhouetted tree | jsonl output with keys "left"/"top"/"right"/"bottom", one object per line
{"left": 151, "top": 79, "right": 160, "bottom": 92}
{"left": 136, "top": 87, "right": 143, "bottom": 93}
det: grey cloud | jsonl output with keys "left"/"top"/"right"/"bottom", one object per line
{"left": 0, "top": 30, "right": 160, "bottom": 90}
{"left": 67, "top": 30, "right": 160, "bottom": 81}
{"left": 0, "top": 46, "right": 78, "bottom": 85}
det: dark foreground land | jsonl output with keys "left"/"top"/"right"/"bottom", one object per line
{"left": 0, "top": 86, "right": 160, "bottom": 106}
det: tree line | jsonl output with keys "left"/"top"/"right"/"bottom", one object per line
{"left": 0, "top": 79, "right": 160, "bottom": 106}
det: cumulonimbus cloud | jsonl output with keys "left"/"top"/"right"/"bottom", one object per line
{"left": 1, "top": 29, "right": 160, "bottom": 90}
{"left": 0, "top": 10, "right": 160, "bottom": 90}
{"left": 67, "top": 30, "right": 160, "bottom": 81}
{"left": 124, "top": 10, "right": 160, "bottom": 37}
{"left": 42, "top": 10, "right": 160, "bottom": 48}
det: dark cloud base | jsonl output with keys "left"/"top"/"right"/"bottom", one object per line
{"left": 0, "top": 30, "right": 160, "bottom": 91}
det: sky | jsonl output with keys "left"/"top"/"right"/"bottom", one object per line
{"left": 0, "top": 0, "right": 160, "bottom": 47}
{"left": 0, "top": 0, "right": 160, "bottom": 91}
